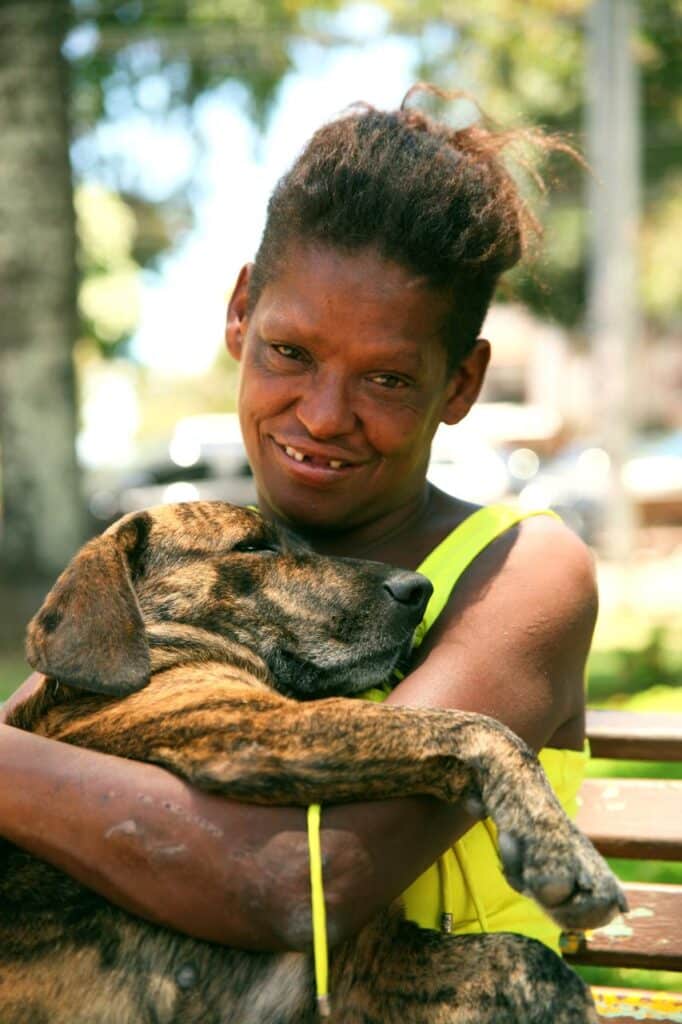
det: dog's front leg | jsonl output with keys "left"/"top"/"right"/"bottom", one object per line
{"left": 165, "top": 684, "right": 622, "bottom": 942}
{"left": 26, "top": 668, "right": 624, "bottom": 932}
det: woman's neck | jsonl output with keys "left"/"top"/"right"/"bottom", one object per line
{"left": 258, "top": 486, "right": 477, "bottom": 570}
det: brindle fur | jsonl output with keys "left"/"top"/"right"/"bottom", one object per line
{"left": 2, "top": 502, "right": 624, "bottom": 1023}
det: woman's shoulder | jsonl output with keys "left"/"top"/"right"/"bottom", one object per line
{"left": 430, "top": 489, "right": 596, "bottom": 595}
{"left": 395, "top": 499, "right": 596, "bottom": 748}
{"left": 426, "top": 493, "right": 599, "bottom": 645}
{"left": 501, "top": 510, "right": 597, "bottom": 593}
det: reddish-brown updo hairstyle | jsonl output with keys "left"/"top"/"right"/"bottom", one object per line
{"left": 249, "top": 85, "right": 572, "bottom": 369}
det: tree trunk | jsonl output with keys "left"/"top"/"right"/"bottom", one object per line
{"left": 0, "top": 0, "right": 84, "bottom": 581}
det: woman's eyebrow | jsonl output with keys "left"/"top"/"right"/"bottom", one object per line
{"left": 257, "top": 311, "right": 311, "bottom": 340}
{"left": 259, "top": 310, "right": 426, "bottom": 357}
{"left": 258, "top": 317, "right": 424, "bottom": 369}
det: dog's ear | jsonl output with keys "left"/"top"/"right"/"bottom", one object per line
{"left": 25, "top": 515, "right": 152, "bottom": 696}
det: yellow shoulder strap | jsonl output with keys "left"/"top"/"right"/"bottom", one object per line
{"left": 413, "top": 505, "right": 561, "bottom": 646}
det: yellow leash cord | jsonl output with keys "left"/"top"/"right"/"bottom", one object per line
{"left": 437, "top": 853, "right": 454, "bottom": 933}
{"left": 307, "top": 804, "right": 331, "bottom": 1018}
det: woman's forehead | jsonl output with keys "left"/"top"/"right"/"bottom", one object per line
{"left": 253, "top": 243, "right": 451, "bottom": 352}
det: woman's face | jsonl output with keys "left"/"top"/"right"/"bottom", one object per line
{"left": 227, "top": 243, "right": 488, "bottom": 534}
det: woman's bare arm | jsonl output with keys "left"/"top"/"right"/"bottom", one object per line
{"left": 0, "top": 716, "right": 468, "bottom": 949}
{"left": 0, "top": 517, "right": 596, "bottom": 950}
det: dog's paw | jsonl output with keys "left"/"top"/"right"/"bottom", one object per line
{"left": 497, "top": 823, "right": 627, "bottom": 930}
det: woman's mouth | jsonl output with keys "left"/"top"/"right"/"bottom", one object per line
{"left": 281, "top": 443, "right": 348, "bottom": 470}
{"left": 271, "top": 438, "right": 363, "bottom": 482}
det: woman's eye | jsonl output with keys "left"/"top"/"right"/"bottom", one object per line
{"left": 271, "top": 344, "right": 303, "bottom": 361}
{"left": 369, "top": 373, "right": 408, "bottom": 390}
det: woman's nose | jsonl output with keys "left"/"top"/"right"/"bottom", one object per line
{"left": 295, "top": 373, "right": 357, "bottom": 439}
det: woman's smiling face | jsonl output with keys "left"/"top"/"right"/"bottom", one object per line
{"left": 226, "top": 243, "right": 488, "bottom": 535}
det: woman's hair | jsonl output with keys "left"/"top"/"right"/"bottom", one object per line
{"left": 249, "top": 85, "right": 571, "bottom": 369}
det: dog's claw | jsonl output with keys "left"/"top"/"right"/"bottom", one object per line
{"left": 497, "top": 820, "right": 626, "bottom": 931}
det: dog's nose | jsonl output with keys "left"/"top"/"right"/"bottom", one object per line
{"left": 383, "top": 572, "right": 433, "bottom": 615}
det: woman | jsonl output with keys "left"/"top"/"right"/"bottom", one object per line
{"left": 0, "top": 93, "right": 596, "bottom": 955}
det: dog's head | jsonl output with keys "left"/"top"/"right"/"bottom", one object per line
{"left": 26, "top": 502, "right": 432, "bottom": 700}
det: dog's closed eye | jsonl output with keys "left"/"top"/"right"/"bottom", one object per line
{"left": 232, "top": 539, "right": 279, "bottom": 554}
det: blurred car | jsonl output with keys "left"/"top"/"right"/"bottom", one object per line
{"left": 87, "top": 414, "right": 257, "bottom": 526}
{"left": 426, "top": 405, "right": 565, "bottom": 506}
{"left": 515, "top": 430, "right": 682, "bottom": 543}
{"left": 427, "top": 424, "right": 512, "bottom": 504}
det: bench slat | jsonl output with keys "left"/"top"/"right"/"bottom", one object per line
{"left": 586, "top": 710, "right": 682, "bottom": 762}
{"left": 574, "top": 711, "right": 682, "bottom": 1015}
{"left": 592, "top": 986, "right": 682, "bottom": 1024}
{"left": 577, "top": 778, "right": 682, "bottom": 860}
{"left": 565, "top": 883, "right": 682, "bottom": 972}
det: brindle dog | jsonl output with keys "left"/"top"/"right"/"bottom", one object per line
{"left": 1, "top": 502, "right": 624, "bottom": 1024}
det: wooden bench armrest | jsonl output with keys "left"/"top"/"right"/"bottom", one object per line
{"left": 575, "top": 710, "right": 682, "bottom": 1017}
{"left": 586, "top": 710, "right": 682, "bottom": 762}
{"left": 576, "top": 778, "right": 682, "bottom": 860}
{"left": 563, "top": 883, "right": 682, "bottom": 972}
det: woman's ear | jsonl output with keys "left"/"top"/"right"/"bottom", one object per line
{"left": 225, "top": 262, "right": 253, "bottom": 361}
{"left": 441, "top": 338, "right": 491, "bottom": 425}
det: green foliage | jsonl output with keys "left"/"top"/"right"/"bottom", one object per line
{"left": 588, "top": 626, "right": 682, "bottom": 707}
{"left": 75, "top": 184, "right": 141, "bottom": 357}
{"left": 606, "top": 856, "right": 682, "bottom": 886}
{"left": 382, "top": 0, "right": 681, "bottom": 331}
{"left": 611, "top": 626, "right": 679, "bottom": 694}
{"left": 576, "top": 962, "right": 682, "bottom": 994}
{"left": 641, "top": 174, "right": 682, "bottom": 318}
{"left": 65, "top": 0, "right": 347, "bottom": 356}
{"left": 67, "top": 0, "right": 343, "bottom": 134}
{"left": 0, "top": 655, "right": 30, "bottom": 704}
{"left": 586, "top": 754, "right": 682, "bottom": 781}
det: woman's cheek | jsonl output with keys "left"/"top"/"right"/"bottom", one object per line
{"left": 358, "top": 398, "right": 428, "bottom": 452}
{"left": 241, "top": 370, "right": 295, "bottom": 418}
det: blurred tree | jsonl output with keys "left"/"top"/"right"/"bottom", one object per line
{"left": 0, "top": 0, "right": 84, "bottom": 578}
{"left": 0, "top": 0, "right": 341, "bottom": 579}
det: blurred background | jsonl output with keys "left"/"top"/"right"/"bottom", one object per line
{"left": 0, "top": 0, "right": 680, "bottom": 986}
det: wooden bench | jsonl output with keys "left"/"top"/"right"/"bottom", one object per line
{"left": 562, "top": 710, "right": 682, "bottom": 1024}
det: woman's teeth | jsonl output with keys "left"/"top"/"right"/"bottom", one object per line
{"left": 284, "top": 445, "right": 345, "bottom": 469}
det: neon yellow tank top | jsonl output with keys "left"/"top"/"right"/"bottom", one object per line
{"left": 362, "top": 504, "right": 588, "bottom": 954}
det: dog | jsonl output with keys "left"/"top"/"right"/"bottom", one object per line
{"left": 0, "top": 501, "right": 624, "bottom": 1023}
